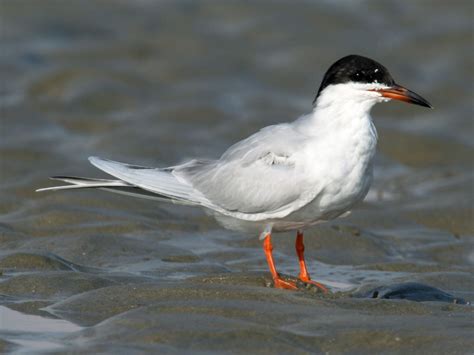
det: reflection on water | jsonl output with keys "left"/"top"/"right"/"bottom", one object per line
{"left": 0, "top": 306, "right": 82, "bottom": 353}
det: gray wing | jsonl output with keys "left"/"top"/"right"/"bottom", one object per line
{"left": 174, "top": 123, "right": 316, "bottom": 215}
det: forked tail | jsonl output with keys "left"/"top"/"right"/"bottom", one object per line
{"left": 35, "top": 156, "right": 209, "bottom": 207}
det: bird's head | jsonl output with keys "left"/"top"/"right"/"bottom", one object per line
{"left": 313, "top": 55, "right": 432, "bottom": 110}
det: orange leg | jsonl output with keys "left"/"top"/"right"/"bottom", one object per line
{"left": 296, "top": 231, "right": 328, "bottom": 293}
{"left": 263, "top": 234, "right": 298, "bottom": 290}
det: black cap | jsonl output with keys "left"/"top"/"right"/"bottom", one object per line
{"left": 314, "top": 55, "right": 395, "bottom": 103}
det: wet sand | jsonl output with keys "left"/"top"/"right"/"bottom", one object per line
{"left": 1, "top": 0, "right": 473, "bottom": 353}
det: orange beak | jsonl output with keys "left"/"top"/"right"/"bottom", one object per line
{"left": 373, "top": 84, "right": 432, "bottom": 108}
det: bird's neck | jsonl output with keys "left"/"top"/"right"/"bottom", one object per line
{"left": 301, "top": 86, "right": 379, "bottom": 139}
{"left": 298, "top": 103, "right": 375, "bottom": 141}
{"left": 302, "top": 89, "right": 379, "bottom": 183}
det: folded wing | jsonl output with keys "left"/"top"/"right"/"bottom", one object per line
{"left": 174, "top": 123, "right": 319, "bottom": 218}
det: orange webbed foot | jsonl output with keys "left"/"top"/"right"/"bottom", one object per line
{"left": 295, "top": 231, "right": 329, "bottom": 293}
{"left": 272, "top": 276, "right": 298, "bottom": 290}
{"left": 298, "top": 276, "right": 328, "bottom": 293}
{"left": 263, "top": 232, "right": 329, "bottom": 293}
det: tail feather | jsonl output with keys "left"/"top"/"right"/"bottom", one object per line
{"left": 88, "top": 156, "right": 208, "bottom": 206}
{"left": 36, "top": 157, "right": 213, "bottom": 208}
{"left": 99, "top": 186, "right": 194, "bottom": 205}
{"left": 36, "top": 175, "right": 194, "bottom": 205}
{"left": 36, "top": 176, "right": 129, "bottom": 192}
{"left": 51, "top": 176, "right": 125, "bottom": 183}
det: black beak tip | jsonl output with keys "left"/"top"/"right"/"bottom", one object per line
{"left": 420, "top": 100, "right": 434, "bottom": 109}
{"left": 414, "top": 92, "right": 433, "bottom": 109}
{"left": 403, "top": 85, "right": 433, "bottom": 109}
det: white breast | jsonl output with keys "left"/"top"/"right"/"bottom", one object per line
{"left": 287, "top": 83, "right": 380, "bottom": 225}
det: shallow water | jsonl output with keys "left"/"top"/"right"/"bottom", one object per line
{"left": 1, "top": 0, "right": 473, "bottom": 353}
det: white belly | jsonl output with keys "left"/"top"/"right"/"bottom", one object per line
{"left": 213, "top": 164, "right": 373, "bottom": 234}
{"left": 280, "top": 162, "right": 374, "bottom": 228}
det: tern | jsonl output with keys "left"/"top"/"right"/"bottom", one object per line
{"left": 38, "top": 55, "right": 432, "bottom": 292}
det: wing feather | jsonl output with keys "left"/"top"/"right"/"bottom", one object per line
{"left": 174, "top": 122, "right": 318, "bottom": 215}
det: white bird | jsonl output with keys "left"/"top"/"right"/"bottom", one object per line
{"left": 37, "top": 55, "right": 432, "bottom": 292}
